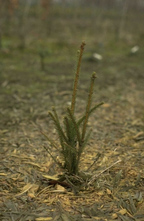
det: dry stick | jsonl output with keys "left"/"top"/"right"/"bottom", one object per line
{"left": 71, "top": 41, "right": 86, "bottom": 114}
{"left": 88, "top": 159, "right": 122, "bottom": 186}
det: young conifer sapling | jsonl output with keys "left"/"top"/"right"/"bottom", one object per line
{"left": 42, "top": 42, "right": 104, "bottom": 177}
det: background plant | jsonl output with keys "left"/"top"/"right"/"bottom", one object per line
{"left": 42, "top": 42, "right": 103, "bottom": 176}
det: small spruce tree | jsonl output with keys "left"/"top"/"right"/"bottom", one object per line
{"left": 42, "top": 42, "right": 103, "bottom": 175}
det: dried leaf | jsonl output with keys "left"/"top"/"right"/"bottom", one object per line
{"left": 35, "top": 218, "right": 52, "bottom": 221}
{"left": 15, "top": 183, "right": 34, "bottom": 197}
{"left": 28, "top": 184, "right": 39, "bottom": 198}
{"left": 119, "top": 208, "right": 127, "bottom": 215}
{"left": 106, "top": 188, "right": 112, "bottom": 195}
{"left": 112, "top": 213, "right": 118, "bottom": 219}
{"left": 0, "top": 173, "right": 7, "bottom": 176}
{"left": 42, "top": 175, "right": 58, "bottom": 180}
{"left": 55, "top": 184, "right": 67, "bottom": 192}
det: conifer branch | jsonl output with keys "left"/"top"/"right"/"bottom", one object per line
{"left": 77, "top": 102, "right": 104, "bottom": 126}
{"left": 49, "top": 110, "right": 68, "bottom": 143}
{"left": 71, "top": 41, "right": 86, "bottom": 114}
{"left": 43, "top": 145, "right": 62, "bottom": 167}
{"left": 41, "top": 131, "right": 59, "bottom": 151}
{"left": 67, "top": 107, "right": 81, "bottom": 145}
{"left": 63, "top": 116, "right": 71, "bottom": 141}
{"left": 81, "top": 129, "right": 92, "bottom": 150}
{"left": 52, "top": 107, "right": 60, "bottom": 122}
{"left": 81, "top": 72, "right": 96, "bottom": 142}
{"left": 63, "top": 142, "right": 77, "bottom": 154}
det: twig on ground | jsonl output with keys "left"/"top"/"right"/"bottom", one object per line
{"left": 88, "top": 159, "right": 122, "bottom": 186}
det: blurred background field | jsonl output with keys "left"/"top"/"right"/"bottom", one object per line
{"left": 0, "top": 1, "right": 144, "bottom": 220}
{"left": 0, "top": 0, "right": 144, "bottom": 120}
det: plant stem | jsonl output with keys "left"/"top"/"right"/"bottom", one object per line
{"left": 81, "top": 72, "right": 96, "bottom": 142}
{"left": 71, "top": 41, "right": 86, "bottom": 114}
